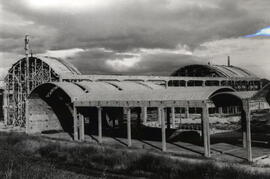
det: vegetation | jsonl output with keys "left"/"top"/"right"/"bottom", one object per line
{"left": 0, "top": 132, "right": 269, "bottom": 179}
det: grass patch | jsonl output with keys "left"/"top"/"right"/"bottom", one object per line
{"left": 0, "top": 132, "right": 269, "bottom": 178}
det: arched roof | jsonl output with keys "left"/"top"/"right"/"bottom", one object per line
{"left": 210, "top": 91, "right": 257, "bottom": 100}
{"left": 171, "top": 64, "right": 258, "bottom": 78}
{"left": 29, "top": 81, "right": 236, "bottom": 103}
{"left": 30, "top": 82, "right": 86, "bottom": 101}
{"left": 9, "top": 56, "right": 81, "bottom": 76}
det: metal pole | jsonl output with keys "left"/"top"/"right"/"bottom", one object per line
{"left": 25, "top": 35, "right": 30, "bottom": 95}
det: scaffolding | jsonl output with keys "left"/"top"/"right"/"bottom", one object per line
{"left": 4, "top": 36, "right": 60, "bottom": 127}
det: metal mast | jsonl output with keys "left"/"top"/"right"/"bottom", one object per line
{"left": 25, "top": 35, "right": 30, "bottom": 95}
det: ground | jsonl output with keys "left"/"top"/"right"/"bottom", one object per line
{"left": 0, "top": 122, "right": 270, "bottom": 178}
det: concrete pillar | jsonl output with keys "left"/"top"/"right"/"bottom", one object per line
{"left": 218, "top": 107, "right": 223, "bottom": 117}
{"left": 202, "top": 81, "right": 206, "bottom": 87}
{"left": 98, "top": 107, "right": 102, "bottom": 143}
{"left": 79, "top": 114, "right": 85, "bottom": 141}
{"left": 243, "top": 100, "right": 252, "bottom": 162}
{"left": 166, "top": 108, "right": 171, "bottom": 129}
{"left": 73, "top": 106, "right": 78, "bottom": 141}
{"left": 142, "top": 107, "right": 147, "bottom": 125}
{"left": 126, "top": 107, "right": 132, "bottom": 147}
{"left": 159, "top": 107, "right": 166, "bottom": 152}
{"left": 171, "top": 107, "right": 175, "bottom": 128}
{"left": 185, "top": 107, "right": 189, "bottom": 118}
{"left": 202, "top": 104, "right": 210, "bottom": 157}
{"left": 241, "top": 110, "right": 247, "bottom": 148}
{"left": 158, "top": 107, "right": 161, "bottom": 125}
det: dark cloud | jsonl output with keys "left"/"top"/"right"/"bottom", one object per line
{"left": 0, "top": 0, "right": 269, "bottom": 77}
{"left": 68, "top": 48, "right": 200, "bottom": 75}
{"left": 0, "top": 0, "right": 267, "bottom": 53}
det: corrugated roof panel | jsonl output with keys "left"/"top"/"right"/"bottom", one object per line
{"left": 41, "top": 56, "right": 81, "bottom": 75}
{"left": 212, "top": 91, "right": 257, "bottom": 100}
{"left": 171, "top": 64, "right": 258, "bottom": 79}
{"left": 77, "top": 86, "right": 234, "bottom": 102}
{"left": 212, "top": 65, "right": 257, "bottom": 78}
{"left": 49, "top": 82, "right": 86, "bottom": 100}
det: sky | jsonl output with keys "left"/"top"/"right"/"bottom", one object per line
{"left": 1, "top": 0, "right": 270, "bottom": 79}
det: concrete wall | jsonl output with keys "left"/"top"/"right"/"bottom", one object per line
{"left": 26, "top": 95, "right": 62, "bottom": 133}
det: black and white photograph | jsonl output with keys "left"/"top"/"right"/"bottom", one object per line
{"left": 1, "top": 0, "right": 270, "bottom": 178}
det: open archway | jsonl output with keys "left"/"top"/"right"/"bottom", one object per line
{"left": 27, "top": 82, "right": 84, "bottom": 136}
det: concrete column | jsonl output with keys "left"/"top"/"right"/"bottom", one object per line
{"left": 159, "top": 107, "right": 166, "bottom": 152}
{"left": 185, "top": 107, "right": 189, "bottom": 118}
{"left": 98, "top": 107, "right": 102, "bottom": 143}
{"left": 79, "top": 114, "right": 85, "bottom": 141}
{"left": 127, "top": 107, "right": 132, "bottom": 147}
{"left": 202, "top": 81, "right": 206, "bottom": 87}
{"left": 218, "top": 107, "right": 223, "bottom": 117}
{"left": 142, "top": 107, "right": 147, "bottom": 125}
{"left": 166, "top": 108, "right": 171, "bottom": 129}
{"left": 243, "top": 100, "right": 252, "bottom": 162}
{"left": 158, "top": 107, "right": 161, "bottom": 125}
{"left": 171, "top": 107, "right": 175, "bottom": 128}
{"left": 73, "top": 106, "right": 78, "bottom": 141}
{"left": 202, "top": 104, "right": 210, "bottom": 157}
{"left": 241, "top": 110, "right": 247, "bottom": 148}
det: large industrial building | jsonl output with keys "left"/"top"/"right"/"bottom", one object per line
{"left": 1, "top": 52, "right": 270, "bottom": 162}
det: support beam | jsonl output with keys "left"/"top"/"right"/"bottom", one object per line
{"left": 79, "top": 114, "right": 85, "bottom": 141}
{"left": 126, "top": 107, "right": 132, "bottom": 147}
{"left": 159, "top": 107, "right": 166, "bottom": 152}
{"left": 218, "top": 107, "right": 223, "bottom": 117}
{"left": 202, "top": 104, "right": 210, "bottom": 157}
{"left": 166, "top": 108, "right": 171, "bottom": 129}
{"left": 158, "top": 107, "right": 161, "bottom": 125}
{"left": 243, "top": 100, "right": 252, "bottom": 162}
{"left": 185, "top": 107, "right": 189, "bottom": 118}
{"left": 171, "top": 107, "right": 175, "bottom": 128}
{"left": 142, "top": 107, "right": 147, "bottom": 125}
{"left": 98, "top": 107, "right": 102, "bottom": 143}
{"left": 241, "top": 110, "right": 247, "bottom": 148}
{"left": 73, "top": 106, "right": 78, "bottom": 141}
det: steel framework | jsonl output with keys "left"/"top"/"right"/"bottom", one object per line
{"left": 4, "top": 56, "right": 60, "bottom": 126}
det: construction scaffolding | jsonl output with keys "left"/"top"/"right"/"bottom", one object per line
{"left": 4, "top": 36, "right": 60, "bottom": 126}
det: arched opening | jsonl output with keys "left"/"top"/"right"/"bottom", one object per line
{"left": 209, "top": 93, "right": 245, "bottom": 146}
{"left": 27, "top": 83, "right": 75, "bottom": 136}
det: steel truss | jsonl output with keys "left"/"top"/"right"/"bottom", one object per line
{"left": 4, "top": 57, "right": 60, "bottom": 127}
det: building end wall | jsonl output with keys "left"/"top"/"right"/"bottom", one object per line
{"left": 26, "top": 96, "right": 62, "bottom": 133}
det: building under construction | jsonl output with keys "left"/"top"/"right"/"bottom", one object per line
{"left": 1, "top": 37, "right": 270, "bottom": 162}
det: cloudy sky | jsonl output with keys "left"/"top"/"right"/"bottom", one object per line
{"left": 1, "top": 0, "right": 270, "bottom": 79}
